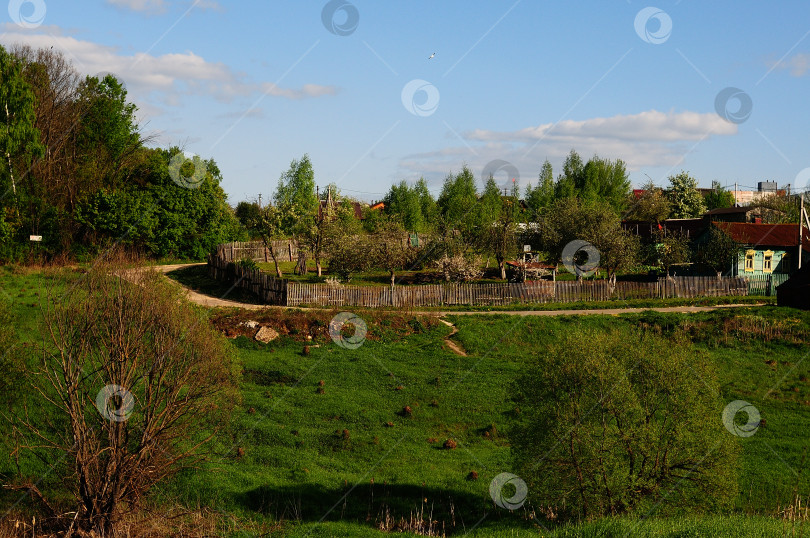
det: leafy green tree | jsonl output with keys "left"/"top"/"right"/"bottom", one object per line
{"left": 274, "top": 154, "right": 317, "bottom": 233}
{"left": 624, "top": 180, "right": 671, "bottom": 223}
{"left": 235, "top": 201, "right": 262, "bottom": 234}
{"left": 248, "top": 203, "right": 286, "bottom": 278}
{"left": 525, "top": 159, "right": 554, "bottom": 219}
{"left": 371, "top": 219, "right": 416, "bottom": 287}
{"left": 327, "top": 234, "right": 371, "bottom": 282}
{"left": 649, "top": 229, "right": 691, "bottom": 277}
{"left": 590, "top": 223, "right": 640, "bottom": 288}
{"left": 752, "top": 193, "right": 799, "bottom": 224}
{"left": 511, "top": 327, "right": 739, "bottom": 521}
{"left": 75, "top": 73, "right": 140, "bottom": 190}
{"left": 696, "top": 225, "right": 739, "bottom": 278}
{"left": 0, "top": 45, "right": 43, "bottom": 211}
{"left": 577, "top": 155, "right": 631, "bottom": 212}
{"left": 298, "top": 188, "right": 360, "bottom": 277}
{"left": 705, "top": 180, "right": 735, "bottom": 210}
{"left": 384, "top": 180, "right": 424, "bottom": 232}
{"left": 414, "top": 177, "right": 437, "bottom": 229}
{"left": 486, "top": 197, "right": 520, "bottom": 280}
{"left": 667, "top": 171, "right": 706, "bottom": 218}
{"left": 436, "top": 166, "right": 478, "bottom": 240}
{"left": 536, "top": 197, "right": 624, "bottom": 278}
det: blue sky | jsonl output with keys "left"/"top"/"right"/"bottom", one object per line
{"left": 2, "top": 1, "right": 809, "bottom": 203}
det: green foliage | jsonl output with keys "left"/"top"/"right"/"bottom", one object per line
{"left": 437, "top": 166, "right": 479, "bottom": 238}
{"left": 326, "top": 234, "right": 371, "bottom": 281}
{"left": 274, "top": 154, "right": 318, "bottom": 233}
{"left": 751, "top": 193, "right": 800, "bottom": 224}
{"left": 0, "top": 45, "right": 43, "bottom": 205}
{"left": 383, "top": 180, "right": 428, "bottom": 232}
{"left": 667, "top": 171, "right": 707, "bottom": 219}
{"left": 235, "top": 201, "right": 262, "bottom": 236}
{"left": 705, "top": 181, "right": 736, "bottom": 210}
{"left": 236, "top": 257, "right": 259, "bottom": 271}
{"left": 525, "top": 159, "right": 555, "bottom": 218}
{"left": 511, "top": 327, "right": 739, "bottom": 520}
{"left": 625, "top": 180, "right": 671, "bottom": 223}
{"left": 75, "top": 73, "right": 140, "bottom": 189}
{"left": 648, "top": 229, "right": 691, "bottom": 276}
{"left": 73, "top": 148, "right": 244, "bottom": 259}
{"left": 370, "top": 219, "right": 417, "bottom": 285}
{"left": 0, "top": 46, "right": 244, "bottom": 262}
{"left": 696, "top": 225, "right": 738, "bottom": 277}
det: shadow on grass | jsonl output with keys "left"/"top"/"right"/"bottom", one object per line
{"left": 235, "top": 482, "right": 533, "bottom": 534}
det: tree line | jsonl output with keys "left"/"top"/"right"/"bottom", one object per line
{"left": 236, "top": 149, "right": 757, "bottom": 284}
{"left": 0, "top": 44, "right": 244, "bottom": 262}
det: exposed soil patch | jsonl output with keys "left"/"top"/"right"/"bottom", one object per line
{"left": 438, "top": 318, "right": 467, "bottom": 356}
{"left": 211, "top": 308, "right": 441, "bottom": 344}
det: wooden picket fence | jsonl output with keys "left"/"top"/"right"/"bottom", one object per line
{"left": 744, "top": 273, "right": 790, "bottom": 296}
{"left": 207, "top": 250, "right": 287, "bottom": 304}
{"left": 216, "top": 240, "right": 298, "bottom": 263}
{"left": 286, "top": 281, "right": 556, "bottom": 307}
{"left": 207, "top": 242, "right": 785, "bottom": 308}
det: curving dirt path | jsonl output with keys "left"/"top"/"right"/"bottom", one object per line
{"left": 149, "top": 263, "right": 766, "bottom": 317}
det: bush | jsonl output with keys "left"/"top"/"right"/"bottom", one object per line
{"left": 434, "top": 253, "right": 483, "bottom": 282}
{"left": 236, "top": 256, "right": 259, "bottom": 271}
{"left": 327, "top": 235, "right": 370, "bottom": 282}
{"left": 510, "top": 326, "right": 738, "bottom": 521}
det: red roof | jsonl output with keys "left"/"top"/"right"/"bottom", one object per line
{"left": 714, "top": 222, "right": 810, "bottom": 252}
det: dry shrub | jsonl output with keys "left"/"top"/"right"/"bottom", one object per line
{"left": 434, "top": 254, "right": 483, "bottom": 282}
{"left": 11, "top": 261, "right": 239, "bottom": 536}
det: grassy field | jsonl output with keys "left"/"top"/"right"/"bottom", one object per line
{"left": 2, "top": 266, "right": 810, "bottom": 536}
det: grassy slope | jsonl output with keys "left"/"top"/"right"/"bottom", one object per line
{"left": 2, "top": 267, "right": 810, "bottom": 536}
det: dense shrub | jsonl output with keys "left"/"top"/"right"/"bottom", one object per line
{"left": 510, "top": 326, "right": 739, "bottom": 521}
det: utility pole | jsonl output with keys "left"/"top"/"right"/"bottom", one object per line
{"left": 258, "top": 193, "right": 262, "bottom": 208}
{"left": 734, "top": 182, "right": 738, "bottom": 207}
{"left": 798, "top": 193, "right": 804, "bottom": 269}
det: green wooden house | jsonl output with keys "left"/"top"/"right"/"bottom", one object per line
{"left": 711, "top": 222, "right": 810, "bottom": 276}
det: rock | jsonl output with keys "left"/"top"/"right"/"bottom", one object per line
{"left": 443, "top": 439, "right": 457, "bottom": 450}
{"left": 242, "top": 320, "right": 260, "bottom": 329}
{"left": 254, "top": 326, "right": 279, "bottom": 343}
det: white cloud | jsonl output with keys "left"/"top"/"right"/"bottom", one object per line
{"left": 397, "top": 110, "right": 739, "bottom": 190}
{"left": 772, "top": 53, "right": 810, "bottom": 77}
{"left": 106, "top": 0, "right": 167, "bottom": 13}
{"left": 0, "top": 30, "right": 338, "bottom": 107}
{"left": 105, "top": 0, "right": 221, "bottom": 13}
{"left": 466, "top": 110, "right": 735, "bottom": 143}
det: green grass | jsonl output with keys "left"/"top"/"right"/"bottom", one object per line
{"left": 3, "top": 267, "right": 810, "bottom": 536}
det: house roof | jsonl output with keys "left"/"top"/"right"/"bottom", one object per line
{"left": 705, "top": 207, "right": 758, "bottom": 216}
{"left": 714, "top": 222, "right": 810, "bottom": 252}
{"left": 621, "top": 218, "right": 708, "bottom": 241}
{"left": 317, "top": 200, "right": 365, "bottom": 219}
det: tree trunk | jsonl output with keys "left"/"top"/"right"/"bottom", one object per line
{"left": 269, "top": 248, "right": 283, "bottom": 278}
{"left": 499, "top": 261, "right": 506, "bottom": 280}
{"left": 295, "top": 250, "right": 307, "bottom": 275}
{"left": 316, "top": 258, "right": 322, "bottom": 277}
{"left": 390, "top": 270, "right": 395, "bottom": 287}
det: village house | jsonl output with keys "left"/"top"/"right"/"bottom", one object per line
{"left": 708, "top": 222, "right": 810, "bottom": 276}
